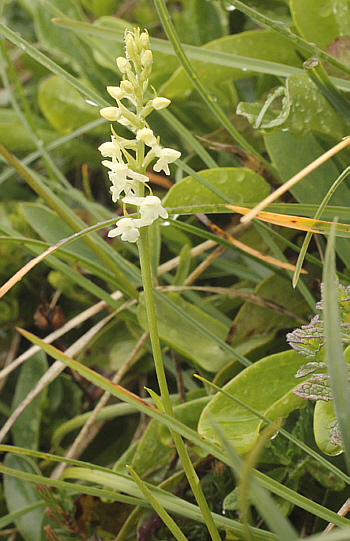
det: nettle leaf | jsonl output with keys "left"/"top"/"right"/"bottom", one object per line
{"left": 293, "top": 374, "right": 333, "bottom": 401}
{"left": 295, "top": 361, "right": 327, "bottom": 378}
{"left": 198, "top": 349, "right": 308, "bottom": 454}
{"left": 237, "top": 73, "right": 347, "bottom": 139}
{"left": 286, "top": 316, "right": 325, "bottom": 360}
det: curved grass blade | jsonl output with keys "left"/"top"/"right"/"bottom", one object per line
{"left": 293, "top": 167, "right": 350, "bottom": 287}
{"left": 126, "top": 466, "right": 189, "bottom": 541}
{"left": 0, "top": 218, "right": 115, "bottom": 299}
{"left": 52, "top": 18, "right": 350, "bottom": 92}
{"left": 211, "top": 418, "right": 299, "bottom": 541}
{"left": 0, "top": 142, "right": 139, "bottom": 299}
{"left": 0, "top": 501, "right": 45, "bottom": 530}
{"left": 14, "top": 330, "right": 350, "bottom": 527}
{"left": 0, "top": 448, "right": 275, "bottom": 540}
{"left": 323, "top": 220, "right": 350, "bottom": 471}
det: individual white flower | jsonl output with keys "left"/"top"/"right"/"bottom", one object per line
{"left": 107, "top": 86, "right": 124, "bottom": 100}
{"left": 108, "top": 217, "right": 140, "bottom": 243}
{"left": 140, "top": 195, "right": 168, "bottom": 225}
{"left": 152, "top": 97, "right": 171, "bottom": 110}
{"left": 122, "top": 194, "right": 145, "bottom": 207}
{"left": 108, "top": 163, "right": 129, "bottom": 202}
{"left": 98, "top": 137, "right": 122, "bottom": 160}
{"left": 136, "top": 128, "right": 157, "bottom": 147}
{"left": 100, "top": 107, "right": 121, "bottom": 121}
{"left": 153, "top": 146, "right": 181, "bottom": 175}
{"left": 123, "top": 194, "right": 168, "bottom": 225}
{"left": 98, "top": 141, "right": 117, "bottom": 157}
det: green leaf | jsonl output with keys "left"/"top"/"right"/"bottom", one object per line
{"left": 21, "top": 203, "right": 100, "bottom": 265}
{"left": 38, "top": 75, "right": 100, "bottom": 134}
{"left": 171, "top": 0, "right": 226, "bottom": 46}
{"left": 131, "top": 397, "right": 210, "bottom": 481}
{"left": 290, "top": 0, "right": 350, "bottom": 50}
{"left": 238, "top": 73, "right": 347, "bottom": 139}
{"left": 227, "top": 273, "right": 308, "bottom": 352}
{"left": 198, "top": 349, "right": 307, "bottom": 454}
{"left": 3, "top": 454, "right": 45, "bottom": 541}
{"left": 137, "top": 292, "right": 233, "bottom": 372}
{"left": 32, "top": 0, "right": 87, "bottom": 66}
{"left": 163, "top": 167, "right": 270, "bottom": 212}
{"left": 11, "top": 351, "right": 48, "bottom": 451}
{"left": 314, "top": 400, "right": 343, "bottom": 456}
{"left": 160, "top": 30, "right": 303, "bottom": 100}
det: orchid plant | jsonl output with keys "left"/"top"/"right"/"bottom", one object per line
{"left": 97, "top": 29, "right": 222, "bottom": 541}
{"left": 98, "top": 28, "right": 180, "bottom": 243}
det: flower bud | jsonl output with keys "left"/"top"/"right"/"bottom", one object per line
{"left": 100, "top": 107, "right": 121, "bottom": 121}
{"left": 152, "top": 97, "right": 171, "bottom": 110}
{"left": 107, "top": 86, "right": 124, "bottom": 100}
{"left": 125, "top": 33, "right": 138, "bottom": 60}
{"left": 141, "top": 49, "right": 153, "bottom": 68}
{"left": 139, "top": 31, "right": 149, "bottom": 50}
{"left": 116, "top": 57, "right": 131, "bottom": 73}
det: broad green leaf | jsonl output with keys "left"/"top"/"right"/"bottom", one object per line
{"left": 33, "top": 0, "right": 87, "bottom": 67}
{"left": 227, "top": 273, "right": 309, "bottom": 352}
{"left": 137, "top": 292, "right": 233, "bottom": 372}
{"left": 171, "top": 0, "right": 226, "bottom": 46}
{"left": 290, "top": 0, "right": 350, "bottom": 51}
{"left": 0, "top": 111, "right": 100, "bottom": 163}
{"left": 76, "top": 320, "right": 145, "bottom": 370}
{"left": 11, "top": 351, "right": 48, "bottom": 451}
{"left": 265, "top": 130, "right": 350, "bottom": 266}
{"left": 80, "top": 0, "right": 117, "bottom": 17}
{"left": 38, "top": 75, "right": 100, "bottom": 134}
{"left": 198, "top": 349, "right": 307, "bottom": 454}
{"left": 238, "top": 73, "right": 347, "bottom": 139}
{"left": 160, "top": 30, "right": 303, "bottom": 100}
{"left": 3, "top": 454, "right": 45, "bottom": 541}
{"left": 314, "top": 400, "right": 343, "bottom": 456}
{"left": 162, "top": 167, "right": 270, "bottom": 212}
{"left": 131, "top": 397, "right": 209, "bottom": 481}
{"left": 21, "top": 203, "right": 100, "bottom": 264}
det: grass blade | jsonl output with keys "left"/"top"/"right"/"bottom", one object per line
{"left": 323, "top": 220, "right": 350, "bottom": 470}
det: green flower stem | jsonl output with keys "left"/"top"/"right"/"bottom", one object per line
{"left": 137, "top": 227, "right": 222, "bottom": 541}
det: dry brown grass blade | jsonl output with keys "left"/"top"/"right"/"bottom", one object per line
{"left": 198, "top": 214, "right": 307, "bottom": 274}
{"left": 226, "top": 204, "right": 350, "bottom": 235}
{"left": 240, "top": 137, "right": 350, "bottom": 224}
